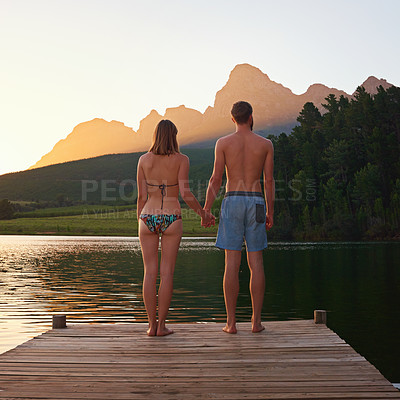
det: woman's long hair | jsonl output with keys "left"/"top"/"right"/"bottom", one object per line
{"left": 149, "top": 119, "right": 179, "bottom": 155}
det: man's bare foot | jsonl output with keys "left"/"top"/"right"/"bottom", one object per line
{"left": 147, "top": 325, "right": 157, "bottom": 336}
{"left": 223, "top": 324, "right": 237, "bottom": 334}
{"left": 252, "top": 323, "right": 265, "bottom": 333}
{"left": 156, "top": 327, "right": 174, "bottom": 336}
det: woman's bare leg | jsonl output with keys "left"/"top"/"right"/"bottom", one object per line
{"left": 139, "top": 220, "right": 160, "bottom": 336}
{"left": 223, "top": 250, "right": 242, "bottom": 334}
{"left": 157, "top": 219, "right": 182, "bottom": 336}
{"left": 247, "top": 250, "right": 265, "bottom": 333}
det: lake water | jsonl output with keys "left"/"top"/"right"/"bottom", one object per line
{"left": 0, "top": 235, "right": 399, "bottom": 383}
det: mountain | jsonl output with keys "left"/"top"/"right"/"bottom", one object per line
{"left": 32, "top": 119, "right": 139, "bottom": 168}
{"left": 30, "top": 64, "right": 394, "bottom": 169}
{"left": 356, "top": 76, "right": 392, "bottom": 95}
{"left": 0, "top": 149, "right": 214, "bottom": 203}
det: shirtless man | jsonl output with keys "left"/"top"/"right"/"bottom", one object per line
{"left": 203, "top": 101, "right": 275, "bottom": 334}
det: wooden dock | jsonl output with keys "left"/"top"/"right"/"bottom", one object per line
{"left": 0, "top": 318, "right": 399, "bottom": 399}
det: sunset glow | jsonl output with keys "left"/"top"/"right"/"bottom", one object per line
{"left": 0, "top": 0, "right": 399, "bottom": 175}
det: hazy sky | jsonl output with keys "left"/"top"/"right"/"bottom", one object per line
{"left": 1, "top": 0, "right": 399, "bottom": 175}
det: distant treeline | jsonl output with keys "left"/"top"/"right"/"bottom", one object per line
{"left": 269, "top": 85, "right": 400, "bottom": 240}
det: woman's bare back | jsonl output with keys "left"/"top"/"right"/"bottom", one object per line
{"left": 139, "top": 152, "right": 184, "bottom": 215}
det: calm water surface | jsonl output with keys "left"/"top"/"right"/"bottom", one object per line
{"left": 0, "top": 235, "right": 399, "bottom": 382}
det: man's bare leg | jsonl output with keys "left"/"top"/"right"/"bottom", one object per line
{"left": 223, "top": 250, "right": 241, "bottom": 334}
{"left": 247, "top": 250, "right": 265, "bottom": 332}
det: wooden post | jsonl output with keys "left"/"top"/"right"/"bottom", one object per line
{"left": 314, "top": 310, "right": 327, "bottom": 324}
{"left": 52, "top": 315, "right": 67, "bottom": 329}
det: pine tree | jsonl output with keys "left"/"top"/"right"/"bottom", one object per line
{"left": 0, "top": 199, "right": 14, "bottom": 220}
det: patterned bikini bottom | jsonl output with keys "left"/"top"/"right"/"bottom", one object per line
{"left": 140, "top": 214, "right": 182, "bottom": 234}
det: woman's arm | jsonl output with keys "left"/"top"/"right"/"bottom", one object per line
{"left": 204, "top": 139, "right": 225, "bottom": 212}
{"left": 178, "top": 155, "right": 215, "bottom": 227}
{"left": 136, "top": 157, "right": 148, "bottom": 219}
{"left": 178, "top": 155, "right": 205, "bottom": 217}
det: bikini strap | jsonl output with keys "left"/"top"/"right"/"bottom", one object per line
{"left": 146, "top": 182, "right": 178, "bottom": 209}
{"left": 146, "top": 182, "right": 178, "bottom": 187}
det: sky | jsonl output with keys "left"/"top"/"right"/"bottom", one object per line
{"left": 0, "top": 0, "right": 399, "bottom": 175}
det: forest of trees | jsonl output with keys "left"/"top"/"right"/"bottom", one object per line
{"left": 269, "top": 85, "right": 400, "bottom": 240}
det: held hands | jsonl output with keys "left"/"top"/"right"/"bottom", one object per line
{"left": 201, "top": 209, "right": 216, "bottom": 228}
{"left": 265, "top": 213, "right": 273, "bottom": 231}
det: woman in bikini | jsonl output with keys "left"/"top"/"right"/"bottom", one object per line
{"left": 137, "top": 119, "right": 214, "bottom": 336}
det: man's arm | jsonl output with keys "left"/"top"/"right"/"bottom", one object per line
{"left": 204, "top": 139, "right": 225, "bottom": 212}
{"left": 263, "top": 140, "right": 275, "bottom": 230}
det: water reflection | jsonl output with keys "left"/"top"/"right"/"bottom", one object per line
{"left": 0, "top": 236, "right": 226, "bottom": 353}
{"left": 0, "top": 236, "right": 399, "bottom": 382}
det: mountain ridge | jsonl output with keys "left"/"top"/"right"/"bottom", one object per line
{"left": 30, "top": 63, "right": 394, "bottom": 169}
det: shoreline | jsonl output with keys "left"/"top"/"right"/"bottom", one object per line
{"left": 0, "top": 232, "right": 217, "bottom": 237}
{"left": 1, "top": 205, "right": 399, "bottom": 241}
{"left": 0, "top": 232, "right": 399, "bottom": 243}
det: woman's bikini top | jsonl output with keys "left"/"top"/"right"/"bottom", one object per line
{"left": 146, "top": 182, "right": 178, "bottom": 210}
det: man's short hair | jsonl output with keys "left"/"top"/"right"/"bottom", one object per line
{"left": 231, "top": 101, "right": 253, "bottom": 124}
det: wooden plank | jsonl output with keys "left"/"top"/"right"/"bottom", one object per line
{"left": 0, "top": 321, "right": 398, "bottom": 399}
{"left": 0, "top": 390, "right": 399, "bottom": 399}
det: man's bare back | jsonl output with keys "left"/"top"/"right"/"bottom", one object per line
{"left": 217, "top": 130, "right": 272, "bottom": 193}
{"left": 206, "top": 125, "right": 274, "bottom": 223}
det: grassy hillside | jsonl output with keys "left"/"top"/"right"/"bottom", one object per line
{"left": 0, "top": 206, "right": 218, "bottom": 236}
{"left": 0, "top": 148, "right": 214, "bottom": 203}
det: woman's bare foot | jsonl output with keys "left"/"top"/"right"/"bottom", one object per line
{"left": 147, "top": 325, "right": 157, "bottom": 336}
{"left": 156, "top": 326, "right": 174, "bottom": 336}
{"left": 223, "top": 324, "right": 237, "bottom": 334}
{"left": 252, "top": 323, "right": 265, "bottom": 333}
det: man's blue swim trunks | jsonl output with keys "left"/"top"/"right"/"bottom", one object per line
{"left": 215, "top": 191, "right": 268, "bottom": 252}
